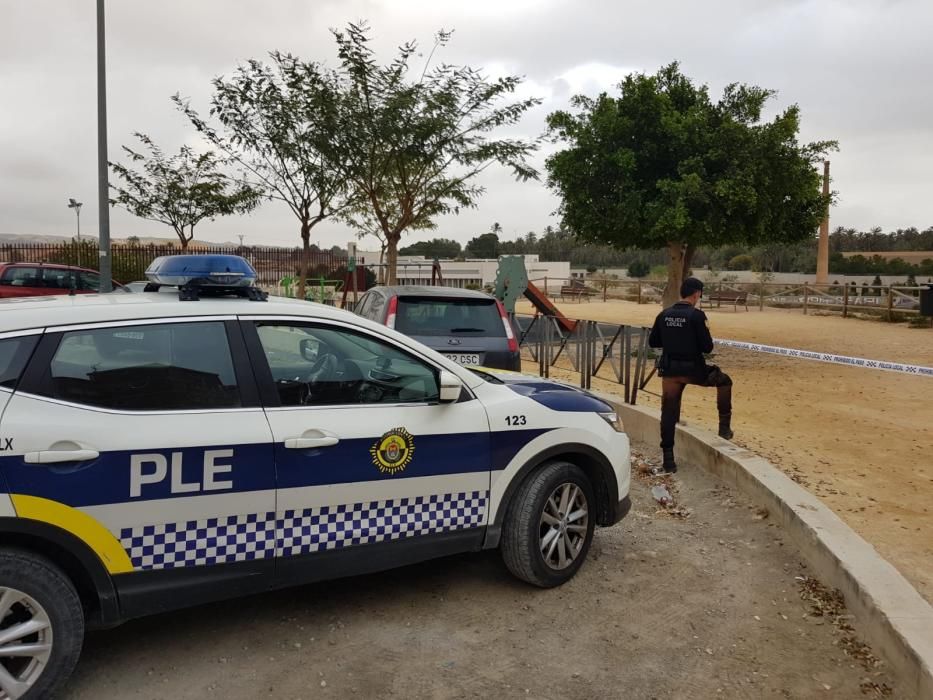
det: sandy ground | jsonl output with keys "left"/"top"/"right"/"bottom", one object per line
{"left": 516, "top": 298, "right": 933, "bottom": 606}
{"left": 65, "top": 447, "right": 899, "bottom": 699}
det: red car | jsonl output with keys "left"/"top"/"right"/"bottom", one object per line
{"left": 0, "top": 262, "right": 125, "bottom": 298}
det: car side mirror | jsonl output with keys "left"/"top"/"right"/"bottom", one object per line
{"left": 438, "top": 370, "right": 462, "bottom": 403}
{"left": 299, "top": 338, "right": 318, "bottom": 362}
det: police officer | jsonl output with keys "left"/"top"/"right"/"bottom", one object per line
{"left": 648, "top": 277, "right": 733, "bottom": 473}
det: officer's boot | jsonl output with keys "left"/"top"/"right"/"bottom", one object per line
{"left": 718, "top": 413, "right": 734, "bottom": 440}
{"left": 662, "top": 448, "right": 677, "bottom": 474}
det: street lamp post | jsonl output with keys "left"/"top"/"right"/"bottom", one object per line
{"left": 67, "top": 198, "right": 83, "bottom": 266}
{"left": 96, "top": 0, "right": 112, "bottom": 291}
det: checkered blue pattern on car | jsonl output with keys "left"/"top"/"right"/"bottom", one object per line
{"left": 120, "top": 513, "right": 277, "bottom": 571}
{"left": 119, "top": 491, "right": 488, "bottom": 570}
{"left": 277, "top": 491, "right": 488, "bottom": 557}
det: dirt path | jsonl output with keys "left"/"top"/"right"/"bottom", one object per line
{"left": 65, "top": 447, "right": 898, "bottom": 699}
{"left": 517, "top": 299, "right": 933, "bottom": 605}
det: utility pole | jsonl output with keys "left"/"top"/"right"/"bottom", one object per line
{"left": 97, "top": 0, "right": 112, "bottom": 291}
{"left": 815, "top": 160, "right": 830, "bottom": 285}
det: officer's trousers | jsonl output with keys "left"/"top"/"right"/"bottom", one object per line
{"left": 659, "top": 365, "right": 732, "bottom": 449}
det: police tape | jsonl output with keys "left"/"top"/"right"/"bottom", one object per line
{"left": 712, "top": 339, "right": 933, "bottom": 377}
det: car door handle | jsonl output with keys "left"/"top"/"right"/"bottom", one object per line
{"left": 24, "top": 450, "right": 100, "bottom": 464}
{"left": 284, "top": 437, "right": 339, "bottom": 449}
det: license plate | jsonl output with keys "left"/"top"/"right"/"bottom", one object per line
{"left": 444, "top": 353, "right": 481, "bottom": 365}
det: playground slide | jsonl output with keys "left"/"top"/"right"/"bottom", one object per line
{"left": 524, "top": 280, "right": 577, "bottom": 333}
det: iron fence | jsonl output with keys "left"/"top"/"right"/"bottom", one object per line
{"left": 0, "top": 242, "right": 355, "bottom": 287}
{"left": 513, "top": 313, "right": 656, "bottom": 404}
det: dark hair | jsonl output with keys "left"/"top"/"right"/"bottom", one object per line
{"left": 680, "top": 277, "right": 704, "bottom": 298}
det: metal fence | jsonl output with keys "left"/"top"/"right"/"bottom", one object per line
{"left": 530, "top": 276, "right": 929, "bottom": 320}
{"left": 513, "top": 314, "right": 656, "bottom": 404}
{"left": 0, "top": 242, "right": 353, "bottom": 287}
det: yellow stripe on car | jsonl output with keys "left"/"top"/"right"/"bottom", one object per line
{"left": 11, "top": 495, "right": 134, "bottom": 574}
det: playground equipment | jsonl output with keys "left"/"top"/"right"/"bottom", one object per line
{"left": 494, "top": 255, "right": 577, "bottom": 333}
{"left": 279, "top": 275, "right": 344, "bottom": 303}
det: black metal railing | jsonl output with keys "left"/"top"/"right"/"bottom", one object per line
{"left": 513, "top": 313, "right": 657, "bottom": 405}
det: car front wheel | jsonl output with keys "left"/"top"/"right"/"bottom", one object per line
{"left": 0, "top": 549, "right": 84, "bottom": 699}
{"left": 501, "top": 461, "right": 596, "bottom": 587}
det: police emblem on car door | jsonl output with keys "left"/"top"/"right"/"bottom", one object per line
{"left": 244, "top": 319, "right": 492, "bottom": 572}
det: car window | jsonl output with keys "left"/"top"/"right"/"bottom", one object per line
{"left": 41, "top": 268, "right": 75, "bottom": 290}
{"left": 395, "top": 297, "right": 504, "bottom": 337}
{"left": 41, "top": 322, "right": 240, "bottom": 411}
{"left": 255, "top": 322, "right": 439, "bottom": 407}
{"left": 368, "top": 293, "right": 385, "bottom": 321}
{"left": 77, "top": 271, "right": 100, "bottom": 291}
{"left": 0, "top": 336, "right": 39, "bottom": 389}
{"left": 0, "top": 267, "right": 43, "bottom": 287}
{"left": 355, "top": 293, "right": 372, "bottom": 318}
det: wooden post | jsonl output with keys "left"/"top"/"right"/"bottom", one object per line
{"left": 718, "top": 282, "right": 723, "bottom": 308}
{"left": 602, "top": 279, "right": 607, "bottom": 302}
{"left": 759, "top": 282, "right": 764, "bottom": 311}
{"left": 637, "top": 281, "right": 642, "bottom": 305}
{"left": 843, "top": 282, "right": 848, "bottom": 318}
{"left": 886, "top": 286, "right": 894, "bottom": 321}
{"left": 803, "top": 283, "right": 809, "bottom": 315}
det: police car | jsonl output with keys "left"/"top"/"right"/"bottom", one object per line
{"left": 0, "top": 255, "right": 630, "bottom": 698}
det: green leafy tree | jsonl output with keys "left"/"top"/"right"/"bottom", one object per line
{"left": 333, "top": 23, "right": 540, "bottom": 284}
{"left": 399, "top": 238, "right": 462, "bottom": 259}
{"left": 465, "top": 232, "right": 501, "bottom": 259}
{"left": 109, "top": 133, "right": 260, "bottom": 250}
{"left": 174, "top": 52, "right": 350, "bottom": 298}
{"left": 546, "top": 63, "right": 837, "bottom": 305}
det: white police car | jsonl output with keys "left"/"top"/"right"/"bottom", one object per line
{"left": 0, "top": 255, "right": 630, "bottom": 697}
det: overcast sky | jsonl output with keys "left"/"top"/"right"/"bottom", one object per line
{"left": 2, "top": 0, "right": 931, "bottom": 250}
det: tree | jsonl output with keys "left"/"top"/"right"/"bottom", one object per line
{"left": 174, "top": 52, "right": 350, "bottom": 298}
{"left": 399, "top": 238, "right": 462, "bottom": 259}
{"left": 109, "top": 133, "right": 259, "bottom": 250}
{"left": 727, "top": 254, "right": 754, "bottom": 270}
{"left": 332, "top": 23, "right": 540, "bottom": 284}
{"left": 546, "top": 63, "right": 837, "bottom": 305}
{"left": 465, "top": 232, "right": 501, "bottom": 259}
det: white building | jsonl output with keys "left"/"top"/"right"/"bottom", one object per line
{"left": 350, "top": 243, "right": 570, "bottom": 290}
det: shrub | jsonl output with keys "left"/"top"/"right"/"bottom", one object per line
{"left": 727, "top": 254, "right": 754, "bottom": 270}
{"left": 627, "top": 259, "right": 650, "bottom": 278}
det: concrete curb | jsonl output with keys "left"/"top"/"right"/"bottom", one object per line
{"left": 598, "top": 395, "right": 933, "bottom": 699}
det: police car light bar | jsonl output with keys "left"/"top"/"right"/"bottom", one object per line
{"left": 144, "top": 254, "right": 267, "bottom": 301}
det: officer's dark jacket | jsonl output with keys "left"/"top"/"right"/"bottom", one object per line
{"left": 648, "top": 301, "right": 714, "bottom": 376}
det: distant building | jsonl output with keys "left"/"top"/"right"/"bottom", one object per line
{"left": 351, "top": 244, "right": 570, "bottom": 290}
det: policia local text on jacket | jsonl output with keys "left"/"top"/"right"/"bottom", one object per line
{"left": 648, "top": 277, "right": 734, "bottom": 473}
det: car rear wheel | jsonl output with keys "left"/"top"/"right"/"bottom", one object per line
{"left": 0, "top": 549, "right": 84, "bottom": 699}
{"left": 501, "top": 461, "right": 596, "bottom": 587}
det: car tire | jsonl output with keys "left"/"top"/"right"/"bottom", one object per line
{"left": 501, "top": 461, "right": 596, "bottom": 588}
{"left": 0, "top": 548, "right": 85, "bottom": 699}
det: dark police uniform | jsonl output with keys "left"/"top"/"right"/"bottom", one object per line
{"left": 648, "top": 300, "right": 733, "bottom": 454}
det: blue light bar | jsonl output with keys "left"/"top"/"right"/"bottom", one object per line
{"left": 145, "top": 255, "right": 258, "bottom": 288}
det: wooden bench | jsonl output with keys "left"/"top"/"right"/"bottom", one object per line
{"left": 560, "top": 285, "right": 595, "bottom": 302}
{"left": 706, "top": 289, "right": 749, "bottom": 311}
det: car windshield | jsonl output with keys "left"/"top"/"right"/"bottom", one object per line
{"left": 395, "top": 297, "right": 504, "bottom": 337}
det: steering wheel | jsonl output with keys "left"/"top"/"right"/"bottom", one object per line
{"left": 303, "top": 352, "right": 339, "bottom": 386}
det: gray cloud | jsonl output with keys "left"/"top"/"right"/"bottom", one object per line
{"left": 1, "top": 0, "right": 930, "bottom": 250}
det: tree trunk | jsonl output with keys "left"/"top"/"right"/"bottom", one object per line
{"left": 385, "top": 234, "right": 399, "bottom": 286}
{"left": 662, "top": 241, "right": 686, "bottom": 307}
{"left": 298, "top": 219, "right": 311, "bottom": 300}
{"left": 682, "top": 243, "right": 696, "bottom": 278}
